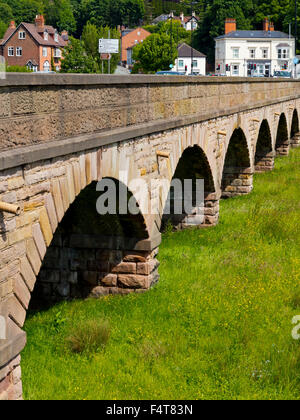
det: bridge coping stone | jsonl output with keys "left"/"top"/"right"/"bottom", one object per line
{"left": 1, "top": 73, "right": 300, "bottom": 87}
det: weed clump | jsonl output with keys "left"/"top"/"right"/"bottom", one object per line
{"left": 66, "top": 319, "right": 110, "bottom": 354}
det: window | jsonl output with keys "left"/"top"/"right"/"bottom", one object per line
{"left": 232, "top": 64, "right": 239, "bottom": 76}
{"left": 43, "top": 47, "right": 47, "bottom": 57}
{"left": 19, "top": 31, "right": 26, "bottom": 40}
{"left": 178, "top": 60, "right": 184, "bottom": 67}
{"left": 262, "top": 49, "right": 268, "bottom": 59}
{"left": 16, "top": 47, "right": 22, "bottom": 57}
{"left": 43, "top": 60, "right": 50, "bottom": 72}
{"left": 249, "top": 49, "right": 256, "bottom": 59}
{"left": 8, "top": 47, "right": 14, "bottom": 56}
{"left": 54, "top": 32, "right": 58, "bottom": 42}
{"left": 54, "top": 48, "right": 61, "bottom": 58}
{"left": 278, "top": 48, "right": 289, "bottom": 59}
{"left": 232, "top": 48, "right": 239, "bottom": 58}
{"left": 192, "top": 59, "right": 198, "bottom": 68}
{"left": 44, "top": 31, "right": 48, "bottom": 41}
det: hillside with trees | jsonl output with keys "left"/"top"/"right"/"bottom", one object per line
{"left": 0, "top": 0, "right": 299, "bottom": 69}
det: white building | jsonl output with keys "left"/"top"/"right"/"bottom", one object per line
{"left": 152, "top": 12, "right": 199, "bottom": 31}
{"left": 171, "top": 43, "right": 206, "bottom": 75}
{"left": 215, "top": 18, "right": 295, "bottom": 77}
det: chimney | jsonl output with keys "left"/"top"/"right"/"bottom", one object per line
{"left": 269, "top": 22, "right": 274, "bottom": 31}
{"left": 9, "top": 21, "right": 16, "bottom": 29}
{"left": 192, "top": 11, "right": 196, "bottom": 18}
{"left": 180, "top": 12, "right": 184, "bottom": 23}
{"left": 170, "top": 11, "right": 174, "bottom": 18}
{"left": 35, "top": 15, "right": 45, "bottom": 31}
{"left": 263, "top": 18, "right": 269, "bottom": 31}
{"left": 225, "top": 18, "right": 236, "bottom": 35}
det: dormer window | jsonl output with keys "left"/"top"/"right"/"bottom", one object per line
{"left": 44, "top": 30, "right": 48, "bottom": 41}
{"left": 54, "top": 32, "right": 58, "bottom": 42}
{"left": 19, "top": 31, "right": 26, "bottom": 40}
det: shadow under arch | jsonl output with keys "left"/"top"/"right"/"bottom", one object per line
{"left": 221, "top": 128, "right": 253, "bottom": 198}
{"left": 275, "top": 113, "right": 289, "bottom": 156}
{"left": 290, "top": 109, "right": 300, "bottom": 148}
{"left": 161, "top": 145, "right": 219, "bottom": 230}
{"left": 255, "top": 119, "right": 274, "bottom": 173}
{"left": 31, "top": 178, "right": 159, "bottom": 308}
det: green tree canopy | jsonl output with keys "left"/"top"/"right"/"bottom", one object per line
{"left": 132, "top": 32, "right": 177, "bottom": 73}
{"left": 61, "top": 36, "right": 99, "bottom": 73}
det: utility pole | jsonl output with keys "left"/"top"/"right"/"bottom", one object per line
{"left": 191, "top": 1, "right": 193, "bottom": 75}
{"left": 190, "top": 1, "right": 197, "bottom": 75}
{"left": 296, "top": 0, "right": 298, "bottom": 56}
{"left": 170, "top": 13, "right": 173, "bottom": 66}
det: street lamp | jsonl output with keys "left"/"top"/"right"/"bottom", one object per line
{"left": 295, "top": 0, "right": 298, "bottom": 56}
{"left": 190, "top": 1, "right": 197, "bottom": 75}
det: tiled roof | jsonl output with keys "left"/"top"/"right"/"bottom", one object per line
{"left": 178, "top": 42, "right": 206, "bottom": 58}
{"left": 1, "top": 23, "right": 67, "bottom": 47}
{"left": 216, "top": 30, "right": 293, "bottom": 40}
{"left": 2, "top": 28, "right": 15, "bottom": 43}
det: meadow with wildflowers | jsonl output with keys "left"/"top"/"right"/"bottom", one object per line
{"left": 22, "top": 148, "right": 300, "bottom": 400}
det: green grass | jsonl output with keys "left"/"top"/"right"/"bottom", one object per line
{"left": 22, "top": 148, "right": 300, "bottom": 400}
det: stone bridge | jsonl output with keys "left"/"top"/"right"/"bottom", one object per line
{"left": 0, "top": 74, "right": 300, "bottom": 400}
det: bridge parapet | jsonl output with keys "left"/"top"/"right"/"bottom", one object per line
{"left": 0, "top": 74, "right": 299, "bottom": 166}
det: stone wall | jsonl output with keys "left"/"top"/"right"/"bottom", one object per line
{"left": 0, "top": 74, "right": 300, "bottom": 156}
{"left": 34, "top": 231, "right": 160, "bottom": 303}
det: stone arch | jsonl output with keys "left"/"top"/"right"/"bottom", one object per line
{"left": 0, "top": 149, "right": 160, "bottom": 400}
{"left": 290, "top": 109, "right": 300, "bottom": 148}
{"left": 161, "top": 145, "right": 219, "bottom": 230}
{"left": 275, "top": 113, "right": 289, "bottom": 156}
{"left": 31, "top": 178, "right": 158, "bottom": 306}
{"left": 254, "top": 119, "right": 274, "bottom": 173}
{"left": 221, "top": 128, "right": 253, "bottom": 198}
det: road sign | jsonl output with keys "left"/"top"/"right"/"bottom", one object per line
{"left": 101, "top": 53, "right": 111, "bottom": 60}
{"left": 293, "top": 57, "right": 299, "bottom": 65}
{"left": 99, "top": 39, "right": 119, "bottom": 54}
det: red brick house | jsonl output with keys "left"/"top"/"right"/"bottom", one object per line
{"left": 121, "top": 27, "right": 151, "bottom": 66}
{"left": 0, "top": 15, "right": 68, "bottom": 72}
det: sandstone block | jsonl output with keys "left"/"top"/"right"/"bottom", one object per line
{"left": 26, "top": 238, "right": 42, "bottom": 276}
{"left": 32, "top": 223, "right": 47, "bottom": 260}
{"left": 111, "top": 262, "right": 136, "bottom": 274}
{"left": 100, "top": 273, "right": 117, "bottom": 287}
{"left": 118, "top": 274, "right": 150, "bottom": 289}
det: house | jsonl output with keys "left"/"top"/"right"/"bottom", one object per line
{"left": 215, "top": 18, "right": 295, "bottom": 77}
{"left": 152, "top": 12, "right": 199, "bottom": 31}
{"left": 0, "top": 15, "right": 68, "bottom": 72}
{"left": 171, "top": 43, "right": 206, "bottom": 75}
{"left": 121, "top": 27, "right": 151, "bottom": 67}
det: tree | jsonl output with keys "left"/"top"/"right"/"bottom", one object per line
{"left": 4, "top": 0, "right": 43, "bottom": 24}
{"left": 0, "top": 2, "right": 13, "bottom": 23}
{"left": 192, "top": 0, "right": 252, "bottom": 65}
{"left": 0, "top": 21, "right": 8, "bottom": 38}
{"left": 81, "top": 23, "right": 120, "bottom": 74}
{"left": 61, "top": 37, "right": 99, "bottom": 73}
{"left": 43, "top": 0, "right": 76, "bottom": 33}
{"left": 132, "top": 32, "right": 177, "bottom": 73}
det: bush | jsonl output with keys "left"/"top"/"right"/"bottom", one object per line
{"left": 66, "top": 319, "right": 110, "bottom": 354}
{"left": 6, "top": 65, "right": 32, "bottom": 73}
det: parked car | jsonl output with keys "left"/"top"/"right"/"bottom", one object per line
{"left": 273, "top": 71, "right": 291, "bottom": 78}
{"left": 156, "top": 71, "right": 184, "bottom": 75}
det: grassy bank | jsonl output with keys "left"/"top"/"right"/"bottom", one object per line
{"left": 22, "top": 148, "right": 300, "bottom": 400}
